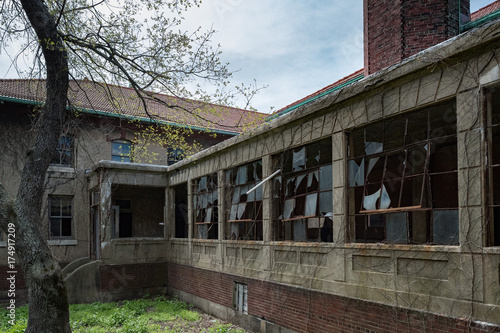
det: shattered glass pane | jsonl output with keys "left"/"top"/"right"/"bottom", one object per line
{"left": 407, "top": 111, "right": 428, "bottom": 144}
{"left": 236, "top": 165, "right": 248, "bottom": 185}
{"left": 295, "top": 174, "right": 307, "bottom": 194}
{"left": 348, "top": 158, "right": 365, "bottom": 187}
{"left": 246, "top": 186, "right": 255, "bottom": 202}
{"left": 307, "top": 171, "right": 319, "bottom": 191}
{"left": 305, "top": 193, "right": 318, "bottom": 216}
{"left": 319, "top": 191, "right": 333, "bottom": 215}
{"left": 273, "top": 176, "right": 282, "bottom": 198}
{"left": 255, "top": 186, "right": 263, "bottom": 201}
{"left": 306, "top": 141, "right": 320, "bottom": 168}
{"left": 204, "top": 208, "right": 212, "bottom": 223}
{"left": 284, "top": 199, "right": 295, "bottom": 219}
{"left": 365, "top": 141, "right": 383, "bottom": 156}
{"left": 319, "top": 138, "right": 333, "bottom": 165}
{"left": 201, "top": 194, "right": 208, "bottom": 208}
{"left": 238, "top": 203, "right": 246, "bottom": 220}
{"left": 386, "top": 212, "right": 407, "bottom": 244}
{"left": 198, "top": 176, "right": 207, "bottom": 192}
{"left": 429, "top": 137, "right": 457, "bottom": 173}
{"left": 293, "top": 147, "right": 306, "bottom": 171}
{"left": 230, "top": 223, "right": 239, "bottom": 240}
{"left": 286, "top": 178, "right": 296, "bottom": 197}
{"left": 293, "top": 219, "right": 307, "bottom": 241}
{"left": 230, "top": 204, "right": 238, "bottom": 220}
{"left": 319, "top": 165, "right": 333, "bottom": 191}
{"left": 366, "top": 156, "right": 384, "bottom": 183}
{"left": 433, "top": 209, "right": 459, "bottom": 245}
{"left": 232, "top": 187, "right": 240, "bottom": 204}
{"left": 385, "top": 153, "right": 405, "bottom": 179}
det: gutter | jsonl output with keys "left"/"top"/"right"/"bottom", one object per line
{"left": 266, "top": 73, "right": 364, "bottom": 121}
{"left": 0, "top": 95, "right": 240, "bottom": 136}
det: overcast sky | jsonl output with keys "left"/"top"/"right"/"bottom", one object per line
{"left": 0, "top": 0, "right": 495, "bottom": 113}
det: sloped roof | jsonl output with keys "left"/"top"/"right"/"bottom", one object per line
{"left": 272, "top": 69, "right": 364, "bottom": 117}
{"left": 0, "top": 79, "right": 266, "bottom": 134}
{"left": 472, "top": 0, "right": 500, "bottom": 21}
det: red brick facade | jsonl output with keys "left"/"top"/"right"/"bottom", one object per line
{"left": 168, "top": 263, "right": 500, "bottom": 333}
{"left": 364, "top": 0, "right": 470, "bottom": 75}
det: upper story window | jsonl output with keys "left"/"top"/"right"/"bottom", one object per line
{"left": 486, "top": 88, "right": 500, "bottom": 246}
{"left": 167, "top": 147, "right": 184, "bottom": 166}
{"left": 50, "top": 135, "right": 73, "bottom": 167}
{"left": 273, "top": 137, "right": 333, "bottom": 242}
{"left": 226, "top": 160, "right": 263, "bottom": 240}
{"left": 347, "top": 100, "right": 458, "bottom": 245}
{"left": 112, "top": 140, "right": 132, "bottom": 162}
{"left": 193, "top": 173, "right": 218, "bottom": 239}
{"left": 49, "top": 196, "right": 73, "bottom": 239}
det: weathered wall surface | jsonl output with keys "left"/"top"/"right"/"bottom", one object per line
{"left": 162, "top": 19, "right": 500, "bottom": 330}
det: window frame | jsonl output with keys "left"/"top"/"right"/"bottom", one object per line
{"left": 49, "top": 196, "right": 74, "bottom": 240}
{"left": 50, "top": 135, "right": 74, "bottom": 167}
{"left": 233, "top": 282, "right": 248, "bottom": 314}
{"left": 193, "top": 173, "right": 219, "bottom": 239}
{"left": 111, "top": 140, "right": 132, "bottom": 163}
{"left": 486, "top": 87, "right": 500, "bottom": 246}
{"left": 273, "top": 137, "right": 334, "bottom": 242}
{"left": 347, "top": 100, "right": 459, "bottom": 245}
{"left": 225, "top": 160, "right": 264, "bottom": 241}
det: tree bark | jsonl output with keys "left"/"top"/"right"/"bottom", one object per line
{"left": 0, "top": 0, "right": 72, "bottom": 331}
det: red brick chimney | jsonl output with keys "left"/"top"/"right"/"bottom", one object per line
{"left": 364, "top": 0, "right": 470, "bottom": 76}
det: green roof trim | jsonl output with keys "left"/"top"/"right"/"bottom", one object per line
{"left": 267, "top": 73, "right": 364, "bottom": 121}
{"left": 0, "top": 95, "right": 240, "bottom": 136}
{"left": 461, "top": 8, "right": 500, "bottom": 32}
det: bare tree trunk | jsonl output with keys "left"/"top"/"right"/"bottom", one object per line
{"left": 0, "top": 0, "right": 71, "bottom": 332}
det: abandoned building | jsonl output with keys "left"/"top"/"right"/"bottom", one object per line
{"left": 3, "top": 0, "right": 500, "bottom": 332}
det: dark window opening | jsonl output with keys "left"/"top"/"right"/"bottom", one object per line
{"left": 49, "top": 196, "right": 73, "bottom": 239}
{"left": 51, "top": 135, "right": 73, "bottom": 167}
{"left": 194, "top": 173, "right": 218, "bottom": 239}
{"left": 273, "top": 137, "right": 333, "bottom": 242}
{"left": 226, "top": 160, "right": 263, "bottom": 240}
{"left": 174, "top": 183, "right": 188, "bottom": 238}
{"left": 487, "top": 88, "right": 500, "bottom": 246}
{"left": 348, "top": 100, "right": 459, "bottom": 245}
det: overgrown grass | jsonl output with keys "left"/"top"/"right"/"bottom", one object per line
{"left": 0, "top": 295, "right": 246, "bottom": 333}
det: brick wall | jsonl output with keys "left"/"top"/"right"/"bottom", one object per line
{"left": 168, "top": 263, "right": 500, "bottom": 333}
{"left": 364, "top": 0, "right": 470, "bottom": 76}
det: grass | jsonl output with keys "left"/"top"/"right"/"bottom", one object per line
{"left": 0, "top": 295, "right": 247, "bottom": 333}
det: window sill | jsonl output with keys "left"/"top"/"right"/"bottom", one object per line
{"left": 47, "top": 239, "right": 78, "bottom": 246}
{"left": 344, "top": 243, "right": 461, "bottom": 252}
{"left": 48, "top": 165, "right": 76, "bottom": 173}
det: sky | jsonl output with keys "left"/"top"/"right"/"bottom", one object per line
{"left": 0, "top": 0, "right": 496, "bottom": 114}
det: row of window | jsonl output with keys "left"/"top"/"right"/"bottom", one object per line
{"left": 51, "top": 138, "right": 184, "bottom": 167}
{"left": 184, "top": 98, "right": 498, "bottom": 246}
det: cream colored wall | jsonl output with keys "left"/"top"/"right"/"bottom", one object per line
{"left": 163, "top": 34, "right": 500, "bottom": 324}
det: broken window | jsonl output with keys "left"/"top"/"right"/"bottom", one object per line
{"left": 112, "top": 140, "right": 132, "bottom": 163}
{"left": 49, "top": 196, "right": 73, "bottom": 239}
{"left": 51, "top": 135, "right": 73, "bottom": 167}
{"left": 273, "top": 137, "right": 333, "bottom": 242}
{"left": 348, "top": 100, "right": 459, "bottom": 245}
{"left": 226, "top": 160, "right": 263, "bottom": 240}
{"left": 193, "top": 173, "right": 218, "bottom": 239}
{"left": 487, "top": 88, "right": 500, "bottom": 246}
